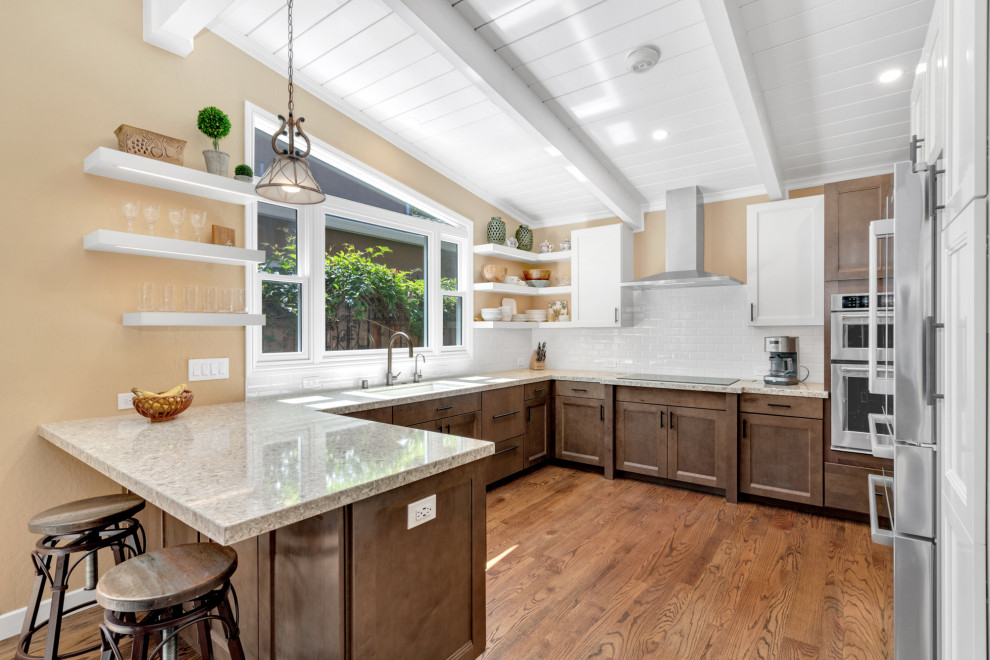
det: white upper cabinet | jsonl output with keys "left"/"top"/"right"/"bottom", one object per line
{"left": 572, "top": 224, "right": 633, "bottom": 327}
{"left": 746, "top": 196, "right": 825, "bottom": 327}
{"left": 944, "top": 0, "right": 988, "bottom": 218}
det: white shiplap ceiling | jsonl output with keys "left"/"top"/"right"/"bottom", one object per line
{"left": 198, "top": 0, "right": 933, "bottom": 226}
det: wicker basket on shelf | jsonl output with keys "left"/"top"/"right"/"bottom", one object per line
{"left": 132, "top": 390, "right": 194, "bottom": 422}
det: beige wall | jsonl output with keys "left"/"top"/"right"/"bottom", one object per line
{"left": 0, "top": 2, "right": 513, "bottom": 614}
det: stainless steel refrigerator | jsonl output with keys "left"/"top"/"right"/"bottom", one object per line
{"left": 867, "top": 160, "right": 937, "bottom": 659}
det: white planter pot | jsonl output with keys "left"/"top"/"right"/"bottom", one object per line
{"left": 234, "top": 174, "right": 253, "bottom": 183}
{"left": 203, "top": 149, "right": 230, "bottom": 177}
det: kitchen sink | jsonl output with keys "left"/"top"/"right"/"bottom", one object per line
{"left": 345, "top": 380, "right": 471, "bottom": 400}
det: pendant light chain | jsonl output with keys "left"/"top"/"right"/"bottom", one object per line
{"left": 286, "top": 0, "right": 294, "bottom": 115}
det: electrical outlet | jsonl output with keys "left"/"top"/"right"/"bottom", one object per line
{"left": 188, "top": 358, "right": 229, "bottom": 381}
{"left": 302, "top": 376, "right": 321, "bottom": 389}
{"left": 605, "top": 358, "right": 618, "bottom": 368}
{"left": 516, "top": 356, "right": 526, "bottom": 367}
{"left": 407, "top": 494, "right": 437, "bottom": 530}
{"left": 117, "top": 392, "right": 135, "bottom": 410}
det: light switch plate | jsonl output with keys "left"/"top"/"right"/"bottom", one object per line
{"left": 189, "top": 358, "right": 229, "bottom": 381}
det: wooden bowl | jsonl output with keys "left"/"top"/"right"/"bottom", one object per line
{"left": 482, "top": 265, "right": 508, "bottom": 282}
{"left": 132, "top": 390, "right": 194, "bottom": 423}
{"left": 523, "top": 269, "right": 551, "bottom": 280}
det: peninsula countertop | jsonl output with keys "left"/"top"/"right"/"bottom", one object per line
{"left": 39, "top": 398, "right": 493, "bottom": 545}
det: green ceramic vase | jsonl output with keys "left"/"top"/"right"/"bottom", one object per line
{"left": 515, "top": 224, "right": 533, "bottom": 251}
{"left": 486, "top": 216, "right": 506, "bottom": 244}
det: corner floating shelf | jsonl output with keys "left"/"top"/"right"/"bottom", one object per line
{"left": 473, "top": 321, "right": 596, "bottom": 329}
{"left": 123, "top": 313, "right": 266, "bottom": 327}
{"left": 84, "top": 147, "right": 259, "bottom": 206}
{"left": 473, "top": 243, "right": 571, "bottom": 263}
{"left": 84, "top": 230, "right": 265, "bottom": 265}
{"left": 473, "top": 282, "right": 571, "bottom": 296}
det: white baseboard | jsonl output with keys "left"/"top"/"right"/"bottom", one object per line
{"left": 0, "top": 589, "right": 96, "bottom": 642}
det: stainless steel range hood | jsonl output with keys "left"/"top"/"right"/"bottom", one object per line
{"left": 622, "top": 186, "right": 742, "bottom": 288}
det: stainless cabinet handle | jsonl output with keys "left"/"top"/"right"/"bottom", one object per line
{"left": 436, "top": 405, "right": 453, "bottom": 411}
{"left": 492, "top": 411, "right": 519, "bottom": 419}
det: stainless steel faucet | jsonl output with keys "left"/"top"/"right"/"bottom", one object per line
{"left": 386, "top": 331, "right": 413, "bottom": 386}
{"left": 413, "top": 354, "right": 426, "bottom": 383}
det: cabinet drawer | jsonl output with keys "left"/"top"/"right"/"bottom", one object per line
{"left": 344, "top": 406, "right": 393, "bottom": 424}
{"left": 482, "top": 386, "right": 525, "bottom": 442}
{"left": 524, "top": 381, "right": 551, "bottom": 400}
{"left": 824, "top": 462, "right": 885, "bottom": 515}
{"left": 739, "top": 394, "right": 822, "bottom": 419}
{"left": 409, "top": 412, "right": 482, "bottom": 440}
{"left": 614, "top": 386, "right": 725, "bottom": 411}
{"left": 487, "top": 437, "right": 525, "bottom": 485}
{"left": 393, "top": 393, "right": 481, "bottom": 426}
{"left": 555, "top": 380, "right": 604, "bottom": 399}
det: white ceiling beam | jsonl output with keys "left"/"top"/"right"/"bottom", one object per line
{"left": 143, "top": 0, "right": 236, "bottom": 56}
{"left": 383, "top": 0, "right": 646, "bottom": 230}
{"left": 699, "top": 0, "right": 785, "bottom": 200}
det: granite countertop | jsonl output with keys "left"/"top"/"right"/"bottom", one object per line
{"left": 39, "top": 398, "right": 493, "bottom": 545}
{"left": 276, "top": 369, "right": 827, "bottom": 416}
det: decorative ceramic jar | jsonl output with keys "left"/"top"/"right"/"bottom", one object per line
{"left": 560, "top": 238, "right": 571, "bottom": 251}
{"left": 540, "top": 240, "right": 554, "bottom": 253}
{"left": 516, "top": 224, "right": 533, "bottom": 251}
{"left": 486, "top": 216, "right": 506, "bottom": 244}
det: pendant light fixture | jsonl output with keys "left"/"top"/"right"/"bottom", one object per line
{"left": 256, "top": 0, "right": 325, "bottom": 205}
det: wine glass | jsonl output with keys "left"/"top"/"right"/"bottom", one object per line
{"left": 121, "top": 199, "right": 140, "bottom": 233}
{"left": 167, "top": 208, "right": 186, "bottom": 239}
{"left": 190, "top": 210, "right": 206, "bottom": 242}
{"left": 142, "top": 203, "right": 160, "bottom": 236}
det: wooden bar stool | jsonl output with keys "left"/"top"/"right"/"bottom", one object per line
{"left": 96, "top": 543, "right": 245, "bottom": 660}
{"left": 17, "top": 493, "right": 146, "bottom": 660}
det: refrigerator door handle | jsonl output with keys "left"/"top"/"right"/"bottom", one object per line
{"left": 868, "top": 219, "right": 895, "bottom": 395}
{"left": 924, "top": 315, "right": 944, "bottom": 404}
{"left": 868, "top": 474, "right": 894, "bottom": 546}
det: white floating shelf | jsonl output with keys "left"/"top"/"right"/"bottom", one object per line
{"left": 122, "top": 313, "right": 266, "bottom": 327}
{"left": 473, "top": 282, "right": 572, "bottom": 296}
{"left": 85, "top": 229, "right": 265, "bottom": 266}
{"left": 473, "top": 244, "right": 571, "bottom": 263}
{"left": 474, "top": 321, "right": 589, "bottom": 329}
{"left": 84, "top": 147, "right": 259, "bottom": 206}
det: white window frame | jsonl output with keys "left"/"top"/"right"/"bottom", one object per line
{"left": 243, "top": 101, "right": 473, "bottom": 379}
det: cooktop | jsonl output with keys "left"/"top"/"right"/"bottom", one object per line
{"left": 617, "top": 374, "right": 739, "bottom": 386}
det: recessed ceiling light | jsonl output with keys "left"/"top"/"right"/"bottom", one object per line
{"left": 652, "top": 129, "right": 669, "bottom": 141}
{"left": 878, "top": 68, "right": 903, "bottom": 83}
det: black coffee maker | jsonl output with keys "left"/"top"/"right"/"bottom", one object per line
{"left": 764, "top": 336, "right": 799, "bottom": 386}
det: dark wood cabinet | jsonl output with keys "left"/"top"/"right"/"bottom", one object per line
{"left": 523, "top": 397, "right": 550, "bottom": 467}
{"left": 487, "top": 436, "right": 526, "bottom": 484}
{"left": 555, "top": 395, "right": 604, "bottom": 466}
{"left": 740, "top": 413, "right": 823, "bottom": 505}
{"left": 667, "top": 406, "right": 722, "bottom": 488}
{"left": 615, "top": 401, "right": 666, "bottom": 478}
{"left": 482, "top": 386, "right": 525, "bottom": 442}
{"left": 344, "top": 406, "right": 393, "bottom": 423}
{"left": 410, "top": 411, "right": 481, "bottom": 440}
{"left": 825, "top": 173, "right": 893, "bottom": 281}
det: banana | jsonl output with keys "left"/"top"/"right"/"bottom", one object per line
{"left": 131, "top": 384, "right": 187, "bottom": 398}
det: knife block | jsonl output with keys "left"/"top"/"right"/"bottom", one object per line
{"left": 529, "top": 350, "right": 545, "bottom": 371}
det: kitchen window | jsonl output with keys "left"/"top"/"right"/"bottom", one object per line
{"left": 244, "top": 102, "right": 472, "bottom": 376}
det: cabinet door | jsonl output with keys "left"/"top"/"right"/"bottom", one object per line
{"left": 924, "top": 0, "right": 947, "bottom": 162}
{"left": 572, "top": 224, "right": 633, "bottom": 326}
{"left": 523, "top": 397, "right": 549, "bottom": 467}
{"left": 615, "top": 401, "right": 666, "bottom": 478}
{"left": 944, "top": 0, "right": 988, "bottom": 218}
{"left": 824, "top": 175, "right": 893, "bottom": 281}
{"left": 739, "top": 413, "right": 823, "bottom": 506}
{"left": 555, "top": 396, "right": 604, "bottom": 466}
{"left": 442, "top": 412, "right": 481, "bottom": 440}
{"left": 667, "top": 407, "right": 721, "bottom": 488}
{"left": 746, "top": 196, "right": 824, "bottom": 326}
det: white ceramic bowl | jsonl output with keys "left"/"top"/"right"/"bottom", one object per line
{"left": 500, "top": 306, "right": 513, "bottom": 321}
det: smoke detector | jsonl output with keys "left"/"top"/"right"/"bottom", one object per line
{"left": 626, "top": 46, "right": 660, "bottom": 74}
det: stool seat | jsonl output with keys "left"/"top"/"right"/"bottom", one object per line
{"left": 27, "top": 494, "right": 145, "bottom": 535}
{"left": 97, "top": 543, "right": 237, "bottom": 613}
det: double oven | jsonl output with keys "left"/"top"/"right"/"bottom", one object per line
{"left": 830, "top": 292, "right": 894, "bottom": 454}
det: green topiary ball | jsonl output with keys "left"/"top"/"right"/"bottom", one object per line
{"left": 197, "top": 106, "right": 231, "bottom": 151}
{"left": 234, "top": 164, "right": 253, "bottom": 177}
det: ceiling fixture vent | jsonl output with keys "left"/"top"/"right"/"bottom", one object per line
{"left": 626, "top": 46, "right": 660, "bottom": 74}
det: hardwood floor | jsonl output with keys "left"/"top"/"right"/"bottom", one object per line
{"left": 484, "top": 466, "right": 893, "bottom": 659}
{"left": 1, "top": 465, "right": 892, "bottom": 660}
